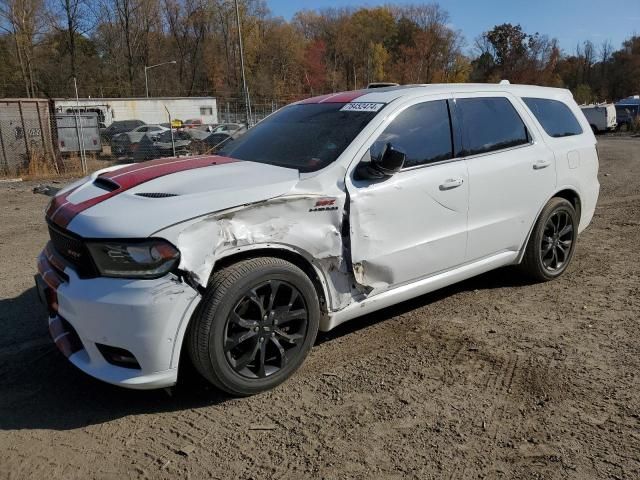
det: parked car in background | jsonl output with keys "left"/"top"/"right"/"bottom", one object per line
{"left": 125, "top": 124, "right": 169, "bottom": 143}
{"left": 101, "top": 119, "right": 145, "bottom": 142}
{"left": 111, "top": 124, "right": 169, "bottom": 159}
{"left": 186, "top": 122, "right": 246, "bottom": 141}
{"left": 580, "top": 104, "right": 617, "bottom": 133}
{"left": 148, "top": 130, "right": 192, "bottom": 158}
{"left": 212, "top": 123, "right": 245, "bottom": 134}
{"left": 159, "top": 121, "right": 185, "bottom": 131}
{"left": 37, "top": 83, "right": 599, "bottom": 396}
{"left": 184, "top": 125, "right": 213, "bottom": 141}
{"left": 183, "top": 118, "right": 203, "bottom": 129}
{"left": 191, "top": 124, "right": 247, "bottom": 153}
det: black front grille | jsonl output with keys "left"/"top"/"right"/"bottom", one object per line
{"left": 47, "top": 222, "right": 98, "bottom": 278}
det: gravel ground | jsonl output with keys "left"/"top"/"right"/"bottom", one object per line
{"left": 0, "top": 136, "right": 639, "bottom": 480}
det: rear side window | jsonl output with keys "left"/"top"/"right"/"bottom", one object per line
{"left": 371, "top": 100, "right": 453, "bottom": 168}
{"left": 523, "top": 97, "right": 583, "bottom": 138}
{"left": 457, "top": 97, "right": 529, "bottom": 156}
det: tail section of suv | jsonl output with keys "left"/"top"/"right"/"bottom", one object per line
{"left": 36, "top": 84, "right": 599, "bottom": 395}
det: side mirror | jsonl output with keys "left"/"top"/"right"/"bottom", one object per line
{"left": 355, "top": 142, "right": 406, "bottom": 180}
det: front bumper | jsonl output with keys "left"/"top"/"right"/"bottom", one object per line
{"left": 37, "top": 246, "right": 201, "bottom": 390}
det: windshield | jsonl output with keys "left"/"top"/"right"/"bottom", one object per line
{"left": 218, "top": 102, "right": 382, "bottom": 172}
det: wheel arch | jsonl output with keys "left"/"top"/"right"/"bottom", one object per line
{"left": 171, "top": 244, "right": 334, "bottom": 372}
{"left": 553, "top": 188, "right": 582, "bottom": 223}
{"left": 213, "top": 245, "right": 331, "bottom": 315}
{"left": 516, "top": 187, "right": 582, "bottom": 264}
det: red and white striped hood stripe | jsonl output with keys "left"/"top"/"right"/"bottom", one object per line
{"left": 47, "top": 155, "right": 238, "bottom": 229}
{"left": 45, "top": 155, "right": 301, "bottom": 238}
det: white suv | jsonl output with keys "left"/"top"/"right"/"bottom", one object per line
{"left": 37, "top": 84, "right": 599, "bottom": 395}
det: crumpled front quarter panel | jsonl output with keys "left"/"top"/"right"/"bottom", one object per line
{"left": 158, "top": 193, "right": 354, "bottom": 311}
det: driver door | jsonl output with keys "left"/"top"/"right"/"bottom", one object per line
{"left": 346, "top": 98, "right": 469, "bottom": 291}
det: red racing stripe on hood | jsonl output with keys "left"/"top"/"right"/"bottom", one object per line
{"left": 47, "top": 155, "right": 238, "bottom": 229}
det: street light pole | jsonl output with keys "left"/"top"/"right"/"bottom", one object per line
{"left": 144, "top": 60, "right": 177, "bottom": 97}
{"left": 234, "top": 0, "right": 252, "bottom": 126}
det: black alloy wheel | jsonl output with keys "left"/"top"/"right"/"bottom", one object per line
{"left": 188, "top": 257, "right": 320, "bottom": 396}
{"left": 521, "top": 197, "right": 578, "bottom": 281}
{"left": 224, "top": 280, "right": 308, "bottom": 379}
{"left": 540, "top": 209, "right": 574, "bottom": 273}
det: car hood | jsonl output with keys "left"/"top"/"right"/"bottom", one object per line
{"left": 46, "top": 155, "right": 300, "bottom": 238}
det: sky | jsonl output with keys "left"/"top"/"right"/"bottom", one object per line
{"left": 267, "top": 0, "right": 640, "bottom": 54}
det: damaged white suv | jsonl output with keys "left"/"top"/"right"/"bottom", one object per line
{"left": 37, "top": 84, "right": 599, "bottom": 395}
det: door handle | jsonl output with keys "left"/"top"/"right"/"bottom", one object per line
{"left": 533, "top": 159, "right": 551, "bottom": 170}
{"left": 439, "top": 178, "right": 464, "bottom": 190}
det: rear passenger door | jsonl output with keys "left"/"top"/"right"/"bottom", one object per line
{"left": 453, "top": 93, "right": 556, "bottom": 261}
{"left": 347, "top": 98, "right": 469, "bottom": 290}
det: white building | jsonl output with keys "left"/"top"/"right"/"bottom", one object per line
{"left": 53, "top": 97, "right": 218, "bottom": 127}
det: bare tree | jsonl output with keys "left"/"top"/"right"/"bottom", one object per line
{"left": 582, "top": 40, "right": 595, "bottom": 83}
{"left": 0, "top": 0, "right": 43, "bottom": 96}
{"left": 163, "top": 0, "right": 208, "bottom": 95}
{"left": 47, "top": 0, "right": 94, "bottom": 79}
{"left": 100, "top": 0, "right": 159, "bottom": 95}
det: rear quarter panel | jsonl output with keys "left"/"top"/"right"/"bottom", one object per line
{"left": 534, "top": 94, "right": 600, "bottom": 231}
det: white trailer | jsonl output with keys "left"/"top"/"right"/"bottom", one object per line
{"left": 53, "top": 97, "right": 218, "bottom": 128}
{"left": 580, "top": 103, "right": 617, "bottom": 133}
{"left": 55, "top": 112, "right": 101, "bottom": 153}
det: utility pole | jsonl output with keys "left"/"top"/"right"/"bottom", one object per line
{"left": 73, "top": 77, "right": 87, "bottom": 174}
{"left": 164, "top": 105, "right": 176, "bottom": 157}
{"left": 234, "top": 0, "right": 252, "bottom": 126}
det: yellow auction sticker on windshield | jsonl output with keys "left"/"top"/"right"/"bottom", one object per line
{"left": 340, "top": 102, "right": 385, "bottom": 112}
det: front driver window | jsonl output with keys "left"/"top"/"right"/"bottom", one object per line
{"left": 371, "top": 100, "right": 454, "bottom": 168}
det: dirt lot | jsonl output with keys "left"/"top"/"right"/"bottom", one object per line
{"left": 1, "top": 136, "right": 639, "bottom": 480}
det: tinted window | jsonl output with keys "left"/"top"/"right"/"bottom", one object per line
{"left": 457, "top": 97, "right": 529, "bottom": 156}
{"left": 523, "top": 97, "right": 583, "bottom": 138}
{"left": 219, "top": 103, "right": 381, "bottom": 172}
{"left": 371, "top": 100, "right": 453, "bottom": 168}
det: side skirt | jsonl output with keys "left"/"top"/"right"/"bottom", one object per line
{"left": 322, "top": 250, "right": 518, "bottom": 331}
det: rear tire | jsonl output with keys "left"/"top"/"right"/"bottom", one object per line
{"left": 520, "top": 198, "right": 578, "bottom": 282}
{"left": 188, "top": 257, "right": 320, "bottom": 396}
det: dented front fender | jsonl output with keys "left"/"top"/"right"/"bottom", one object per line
{"left": 157, "top": 194, "right": 357, "bottom": 313}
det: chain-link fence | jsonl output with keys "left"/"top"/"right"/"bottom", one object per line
{"left": 0, "top": 97, "right": 287, "bottom": 177}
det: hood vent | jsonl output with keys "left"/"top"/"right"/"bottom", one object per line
{"left": 135, "top": 192, "right": 179, "bottom": 198}
{"left": 94, "top": 176, "right": 120, "bottom": 192}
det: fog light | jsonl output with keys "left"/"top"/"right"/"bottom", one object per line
{"left": 96, "top": 344, "right": 141, "bottom": 369}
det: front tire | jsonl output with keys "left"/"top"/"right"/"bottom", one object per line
{"left": 188, "top": 257, "right": 320, "bottom": 396}
{"left": 521, "top": 198, "right": 578, "bottom": 281}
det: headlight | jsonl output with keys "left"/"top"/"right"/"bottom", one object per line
{"left": 86, "top": 239, "right": 180, "bottom": 279}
